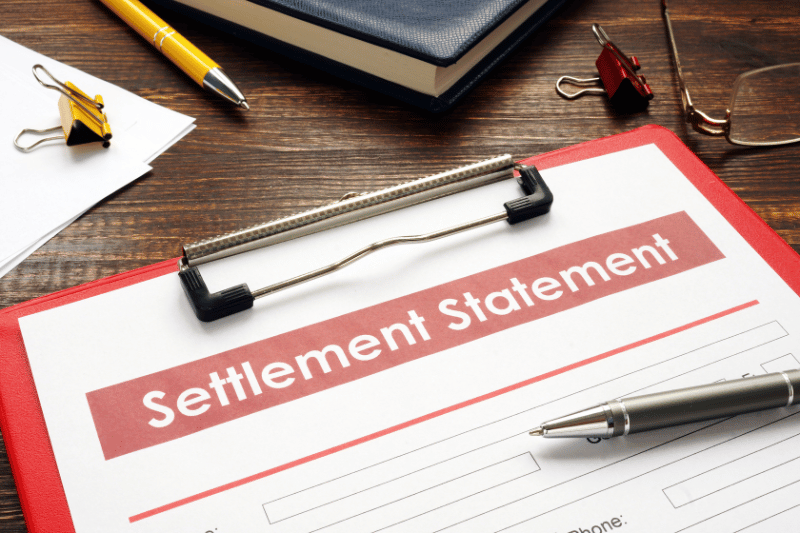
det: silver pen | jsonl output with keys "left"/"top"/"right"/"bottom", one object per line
{"left": 529, "top": 370, "right": 800, "bottom": 439}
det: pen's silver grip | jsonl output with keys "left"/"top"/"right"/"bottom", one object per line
{"left": 609, "top": 369, "right": 800, "bottom": 436}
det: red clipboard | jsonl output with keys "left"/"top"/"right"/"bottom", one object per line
{"left": 2, "top": 125, "right": 799, "bottom": 532}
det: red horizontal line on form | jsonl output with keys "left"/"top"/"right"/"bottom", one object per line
{"left": 129, "top": 300, "right": 759, "bottom": 523}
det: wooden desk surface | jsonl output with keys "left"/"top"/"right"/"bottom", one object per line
{"left": 1, "top": 0, "right": 798, "bottom": 530}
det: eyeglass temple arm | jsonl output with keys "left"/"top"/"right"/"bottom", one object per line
{"left": 661, "top": 0, "right": 728, "bottom": 136}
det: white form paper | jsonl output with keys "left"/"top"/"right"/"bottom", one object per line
{"left": 0, "top": 35, "right": 195, "bottom": 277}
{"left": 19, "top": 143, "right": 800, "bottom": 533}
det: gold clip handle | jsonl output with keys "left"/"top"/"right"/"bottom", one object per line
{"left": 32, "top": 64, "right": 105, "bottom": 127}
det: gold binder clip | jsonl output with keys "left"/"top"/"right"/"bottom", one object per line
{"left": 14, "top": 64, "right": 112, "bottom": 152}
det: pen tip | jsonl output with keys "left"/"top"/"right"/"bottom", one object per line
{"left": 529, "top": 427, "right": 543, "bottom": 437}
{"left": 203, "top": 68, "right": 249, "bottom": 111}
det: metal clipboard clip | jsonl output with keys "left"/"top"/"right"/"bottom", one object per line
{"left": 556, "top": 24, "right": 654, "bottom": 111}
{"left": 14, "top": 64, "right": 112, "bottom": 152}
{"left": 178, "top": 155, "right": 554, "bottom": 322}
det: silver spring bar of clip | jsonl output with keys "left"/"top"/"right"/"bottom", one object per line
{"left": 251, "top": 211, "right": 509, "bottom": 299}
{"left": 181, "top": 154, "right": 516, "bottom": 267}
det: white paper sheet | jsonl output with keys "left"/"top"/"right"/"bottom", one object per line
{"left": 19, "top": 144, "right": 800, "bottom": 533}
{"left": 0, "top": 35, "right": 195, "bottom": 276}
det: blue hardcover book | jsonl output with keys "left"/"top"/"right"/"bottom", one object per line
{"left": 149, "top": 0, "right": 569, "bottom": 111}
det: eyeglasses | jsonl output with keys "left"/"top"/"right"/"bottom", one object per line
{"left": 662, "top": 0, "right": 800, "bottom": 146}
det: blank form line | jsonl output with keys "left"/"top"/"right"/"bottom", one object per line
{"left": 486, "top": 411, "right": 800, "bottom": 533}
{"left": 307, "top": 455, "right": 540, "bottom": 533}
{"left": 128, "top": 300, "right": 758, "bottom": 523}
{"left": 615, "top": 323, "right": 785, "bottom": 400}
{"left": 674, "top": 479, "right": 800, "bottom": 533}
{"left": 733, "top": 502, "right": 800, "bottom": 532}
{"left": 265, "top": 434, "right": 524, "bottom": 523}
{"left": 663, "top": 430, "right": 800, "bottom": 508}
{"left": 371, "top": 473, "right": 539, "bottom": 533}
{"left": 668, "top": 455, "right": 800, "bottom": 509}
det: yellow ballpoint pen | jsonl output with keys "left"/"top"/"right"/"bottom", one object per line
{"left": 98, "top": 0, "right": 249, "bottom": 109}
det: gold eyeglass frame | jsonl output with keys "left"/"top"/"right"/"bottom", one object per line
{"left": 661, "top": 0, "right": 800, "bottom": 146}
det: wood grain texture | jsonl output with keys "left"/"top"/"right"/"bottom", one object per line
{"left": 0, "top": 0, "right": 798, "bottom": 530}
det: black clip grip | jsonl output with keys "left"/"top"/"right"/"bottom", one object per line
{"left": 179, "top": 265, "right": 255, "bottom": 322}
{"left": 504, "top": 166, "right": 554, "bottom": 224}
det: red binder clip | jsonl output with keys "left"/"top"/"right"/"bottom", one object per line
{"left": 556, "top": 24, "right": 654, "bottom": 111}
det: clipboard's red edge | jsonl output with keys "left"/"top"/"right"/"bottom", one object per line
{"left": 0, "top": 258, "right": 177, "bottom": 533}
{"left": 1, "top": 125, "right": 798, "bottom": 533}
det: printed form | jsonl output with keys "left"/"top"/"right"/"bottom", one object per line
{"left": 19, "top": 143, "right": 800, "bottom": 533}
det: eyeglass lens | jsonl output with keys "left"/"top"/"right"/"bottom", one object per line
{"left": 728, "top": 63, "right": 800, "bottom": 146}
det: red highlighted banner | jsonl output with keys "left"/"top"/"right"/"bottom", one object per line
{"left": 87, "top": 211, "right": 723, "bottom": 460}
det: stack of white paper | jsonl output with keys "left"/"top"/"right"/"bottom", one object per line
{"left": 0, "top": 35, "right": 196, "bottom": 278}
